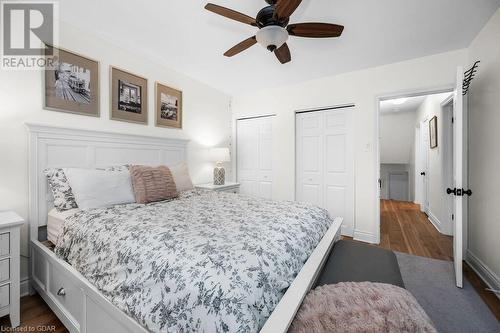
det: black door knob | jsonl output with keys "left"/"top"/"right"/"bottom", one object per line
{"left": 420, "top": 172, "right": 426, "bottom": 176}
{"left": 447, "top": 188, "right": 457, "bottom": 195}
{"left": 463, "top": 189, "right": 473, "bottom": 196}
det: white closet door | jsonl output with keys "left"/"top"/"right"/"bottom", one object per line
{"left": 237, "top": 117, "right": 274, "bottom": 199}
{"left": 237, "top": 119, "right": 259, "bottom": 197}
{"left": 296, "top": 112, "right": 324, "bottom": 207}
{"left": 296, "top": 108, "right": 354, "bottom": 236}
{"left": 258, "top": 120, "right": 273, "bottom": 199}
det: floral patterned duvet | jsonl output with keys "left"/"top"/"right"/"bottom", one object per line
{"left": 55, "top": 190, "right": 333, "bottom": 333}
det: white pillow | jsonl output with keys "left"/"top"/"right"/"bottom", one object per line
{"left": 169, "top": 162, "right": 194, "bottom": 192}
{"left": 63, "top": 168, "right": 135, "bottom": 209}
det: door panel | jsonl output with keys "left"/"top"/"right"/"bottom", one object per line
{"left": 453, "top": 67, "right": 465, "bottom": 288}
{"left": 296, "top": 108, "right": 354, "bottom": 236}
{"left": 259, "top": 181, "right": 273, "bottom": 199}
{"left": 302, "top": 184, "right": 322, "bottom": 206}
{"left": 296, "top": 112, "right": 324, "bottom": 207}
{"left": 325, "top": 185, "right": 346, "bottom": 218}
{"left": 259, "top": 121, "right": 273, "bottom": 171}
{"left": 237, "top": 117, "right": 274, "bottom": 199}
{"left": 325, "top": 134, "right": 346, "bottom": 173}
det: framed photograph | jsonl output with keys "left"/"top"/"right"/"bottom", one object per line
{"left": 429, "top": 116, "right": 438, "bottom": 148}
{"left": 155, "top": 82, "right": 182, "bottom": 129}
{"left": 110, "top": 66, "right": 148, "bottom": 124}
{"left": 44, "top": 46, "right": 99, "bottom": 117}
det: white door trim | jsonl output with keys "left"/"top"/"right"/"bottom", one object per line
{"left": 419, "top": 118, "right": 430, "bottom": 214}
{"left": 441, "top": 97, "right": 455, "bottom": 236}
{"left": 374, "top": 85, "right": 454, "bottom": 244}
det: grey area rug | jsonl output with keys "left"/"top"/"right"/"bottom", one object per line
{"left": 396, "top": 252, "right": 500, "bottom": 333}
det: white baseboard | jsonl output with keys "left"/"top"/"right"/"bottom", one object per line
{"left": 427, "top": 211, "right": 452, "bottom": 236}
{"left": 427, "top": 211, "right": 442, "bottom": 232}
{"left": 466, "top": 250, "right": 500, "bottom": 300}
{"left": 20, "top": 277, "right": 31, "bottom": 297}
{"left": 353, "top": 230, "right": 378, "bottom": 244}
{"left": 341, "top": 225, "right": 354, "bottom": 238}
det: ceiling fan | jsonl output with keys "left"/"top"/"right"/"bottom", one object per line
{"left": 205, "top": 0, "right": 344, "bottom": 64}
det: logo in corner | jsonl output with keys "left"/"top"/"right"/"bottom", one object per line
{"left": 1, "top": 0, "right": 59, "bottom": 70}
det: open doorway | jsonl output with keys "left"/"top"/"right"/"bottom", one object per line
{"left": 375, "top": 69, "right": 469, "bottom": 289}
{"left": 378, "top": 91, "right": 456, "bottom": 255}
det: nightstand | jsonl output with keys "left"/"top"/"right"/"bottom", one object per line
{"left": 0, "top": 211, "right": 24, "bottom": 328}
{"left": 195, "top": 182, "right": 240, "bottom": 194}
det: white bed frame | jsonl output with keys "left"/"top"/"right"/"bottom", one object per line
{"left": 27, "top": 123, "right": 342, "bottom": 333}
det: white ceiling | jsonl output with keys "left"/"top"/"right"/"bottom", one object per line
{"left": 380, "top": 92, "right": 453, "bottom": 114}
{"left": 59, "top": 0, "right": 500, "bottom": 95}
{"left": 380, "top": 96, "right": 427, "bottom": 114}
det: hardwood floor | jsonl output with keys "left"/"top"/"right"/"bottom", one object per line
{"left": 0, "top": 294, "right": 68, "bottom": 332}
{"left": 379, "top": 199, "right": 453, "bottom": 261}
{"left": 1, "top": 199, "right": 498, "bottom": 331}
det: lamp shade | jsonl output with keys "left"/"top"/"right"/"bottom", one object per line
{"left": 209, "top": 148, "right": 230, "bottom": 163}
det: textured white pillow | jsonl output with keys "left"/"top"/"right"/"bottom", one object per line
{"left": 169, "top": 162, "right": 194, "bottom": 192}
{"left": 63, "top": 168, "right": 135, "bottom": 209}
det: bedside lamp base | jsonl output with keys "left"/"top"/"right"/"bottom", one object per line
{"left": 214, "top": 165, "right": 225, "bottom": 185}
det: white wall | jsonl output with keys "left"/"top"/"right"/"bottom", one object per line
{"left": 0, "top": 22, "right": 232, "bottom": 290}
{"left": 380, "top": 111, "right": 417, "bottom": 164}
{"left": 232, "top": 49, "right": 467, "bottom": 243}
{"left": 415, "top": 93, "right": 454, "bottom": 234}
{"left": 467, "top": 8, "right": 500, "bottom": 287}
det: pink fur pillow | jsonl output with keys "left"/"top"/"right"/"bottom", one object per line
{"left": 290, "top": 282, "right": 436, "bottom": 333}
{"left": 129, "top": 165, "right": 178, "bottom": 204}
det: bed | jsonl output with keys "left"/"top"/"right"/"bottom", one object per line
{"left": 27, "top": 123, "right": 343, "bottom": 333}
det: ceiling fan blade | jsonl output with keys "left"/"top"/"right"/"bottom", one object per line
{"left": 288, "top": 23, "right": 344, "bottom": 38}
{"left": 274, "top": 43, "right": 291, "bottom": 64}
{"left": 274, "top": 0, "right": 302, "bottom": 20}
{"left": 205, "top": 3, "right": 257, "bottom": 26}
{"left": 224, "top": 36, "right": 257, "bottom": 57}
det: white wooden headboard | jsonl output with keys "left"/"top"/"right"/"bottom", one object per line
{"left": 26, "top": 123, "right": 189, "bottom": 242}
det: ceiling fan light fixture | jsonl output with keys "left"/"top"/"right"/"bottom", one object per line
{"left": 256, "top": 25, "right": 288, "bottom": 52}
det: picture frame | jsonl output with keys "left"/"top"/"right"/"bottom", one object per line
{"left": 44, "top": 46, "right": 100, "bottom": 117}
{"left": 110, "top": 66, "right": 148, "bottom": 124}
{"left": 155, "top": 82, "right": 183, "bottom": 129}
{"left": 429, "top": 116, "right": 438, "bottom": 148}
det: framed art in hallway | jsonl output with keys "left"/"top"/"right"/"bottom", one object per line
{"left": 155, "top": 82, "right": 182, "bottom": 129}
{"left": 110, "top": 66, "right": 148, "bottom": 124}
{"left": 44, "top": 46, "right": 100, "bottom": 117}
{"left": 429, "top": 116, "right": 438, "bottom": 148}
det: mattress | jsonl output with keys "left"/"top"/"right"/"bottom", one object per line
{"left": 47, "top": 208, "right": 79, "bottom": 244}
{"left": 55, "top": 190, "right": 333, "bottom": 333}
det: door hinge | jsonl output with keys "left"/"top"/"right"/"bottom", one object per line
{"left": 452, "top": 117, "right": 454, "bottom": 124}
{"left": 452, "top": 214, "right": 454, "bottom": 221}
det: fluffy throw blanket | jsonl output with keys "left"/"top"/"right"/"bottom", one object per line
{"left": 289, "top": 282, "right": 436, "bottom": 333}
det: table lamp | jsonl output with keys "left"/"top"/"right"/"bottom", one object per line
{"left": 209, "top": 148, "right": 230, "bottom": 185}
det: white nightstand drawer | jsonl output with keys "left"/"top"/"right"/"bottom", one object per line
{"left": 0, "top": 233, "right": 9, "bottom": 256}
{"left": 0, "top": 259, "right": 10, "bottom": 283}
{"left": 0, "top": 284, "right": 9, "bottom": 308}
